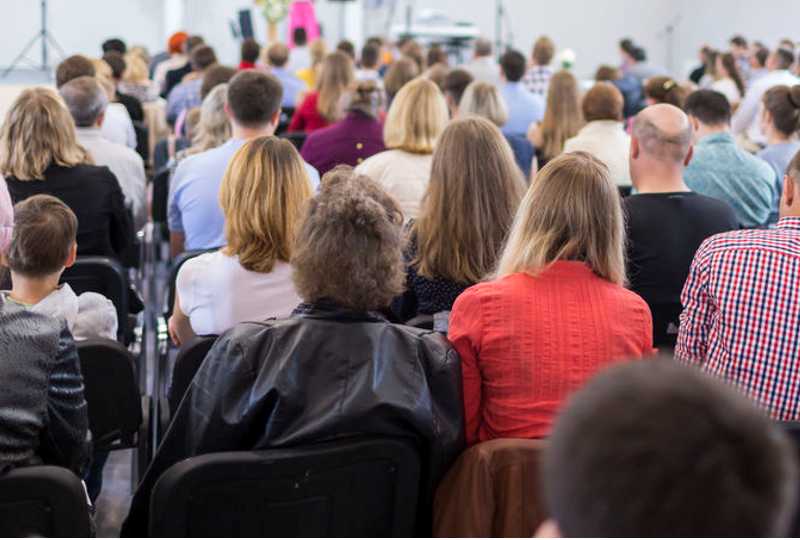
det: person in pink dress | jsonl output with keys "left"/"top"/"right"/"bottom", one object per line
{"left": 288, "top": 0, "right": 319, "bottom": 47}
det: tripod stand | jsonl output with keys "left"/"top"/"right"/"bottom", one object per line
{"left": 3, "top": 0, "right": 65, "bottom": 79}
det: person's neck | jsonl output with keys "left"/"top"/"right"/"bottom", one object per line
{"left": 767, "top": 127, "right": 791, "bottom": 146}
{"left": 231, "top": 123, "right": 275, "bottom": 140}
{"left": 696, "top": 123, "right": 729, "bottom": 141}
{"left": 9, "top": 273, "right": 60, "bottom": 306}
{"left": 632, "top": 167, "right": 690, "bottom": 194}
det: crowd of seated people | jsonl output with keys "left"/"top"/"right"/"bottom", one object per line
{"left": 1, "top": 25, "right": 800, "bottom": 538}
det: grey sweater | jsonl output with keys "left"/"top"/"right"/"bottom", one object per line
{"left": 0, "top": 296, "right": 91, "bottom": 476}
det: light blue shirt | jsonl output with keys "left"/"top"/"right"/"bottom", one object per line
{"left": 166, "top": 76, "right": 203, "bottom": 125}
{"left": 270, "top": 67, "right": 308, "bottom": 108}
{"left": 684, "top": 132, "right": 776, "bottom": 228}
{"left": 500, "top": 82, "right": 545, "bottom": 136}
{"left": 757, "top": 141, "right": 800, "bottom": 224}
{"left": 168, "top": 138, "right": 320, "bottom": 250}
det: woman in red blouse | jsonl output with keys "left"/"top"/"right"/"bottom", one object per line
{"left": 288, "top": 51, "right": 354, "bottom": 132}
{"left": 448, "top": 152, "right": 655, "bottom": 446}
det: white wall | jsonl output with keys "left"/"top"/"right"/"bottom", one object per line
{"left": 2, "top": 0, "right": 800, "bottom": 79}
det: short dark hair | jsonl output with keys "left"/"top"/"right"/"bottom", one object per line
{"left": 426, "top": 45, "right": 448, "bottom": 68}
{"left": 582, "top": 83, "right": 624, "bottom": 122}
{"left": 55, "top": 55, "right": 95, "bottom": 89}
{"left": 240, "top": 38, "right": 261, "bottom": 64}
{"left": 360, "top": 43, "right": 380, "bottom": 69}
{"left": 102, "top": 51, "right": 126, "bottom": 80}
{"left": 293, "top": 27, "right": 307, "bottom": 46}
{"left": 753, "top": 45, "right": 770, "bottom": 68}
{"left": 776, "top": 47, "right": 796, "bottom": 70}
{"left": 267, "top": 43, "right": 290, "bottom": 67}
{"left": 684, "top": 89, "right": 732, "bottom": 126}
{"left": 200, "top": 65, "right": 237, "bottom": 100}
{"left": 7, "top": 195, "right": 78, "bottom": 278}
{"left": 226, "top": 70, "right": 283, "bottom": 128}
{"left": 184, "top": 35, "right": 204, "bottom": 55}
{"left": 532, "top": 36, "right": 555, "bottom": 66}
{"left": 730, "top": 35, "right": 748, "bottom": 48}
{"left": 443, "top": 68, "right": 474, "bottom": 107}
{"left": 102, "top": 38, "right": 126, "bottom": 55}
{"left": 500, "top": 49, "right": 526, "bottom": 82}
{"left": 336, "top": 40, "right": 356, "bottom": 59}
{"left": 473, "top": 37, "right": 492, "bottom": 57}
{"left": 543, "top": 359, "right": 799, "bottom": 537}
{"left": 190, "top": 45, "right": 217, "bottom": 71}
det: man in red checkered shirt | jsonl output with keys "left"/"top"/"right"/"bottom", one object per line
{"left": 676, "top": 150, "right": 800, "bottom": 419}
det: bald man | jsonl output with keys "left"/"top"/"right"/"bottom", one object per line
{"left": 625, "top": 104, "right": 738, "bottom": 347}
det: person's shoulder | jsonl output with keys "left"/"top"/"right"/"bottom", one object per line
{"left": 687, "top": 192, "right": 739, "bottom": 217}
{"left": 178, "top": 250, "right": 227, "bottom": 280}
{"left": 0, "top": 298, "right": 62, "bottom": 349}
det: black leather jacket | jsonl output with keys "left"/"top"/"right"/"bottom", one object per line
{"left": 122, "top": 301, "right": 465, "bottom": 536}
{"left": 0, "top": 297, "right": 91, "bottom": 476}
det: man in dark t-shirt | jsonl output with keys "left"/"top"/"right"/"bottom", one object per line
{"left": 625, "top": 104, "right": 738, "bottom": 346}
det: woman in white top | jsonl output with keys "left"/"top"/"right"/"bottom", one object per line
{"left": 564, "top": 84, "right": 632, "bottom": 187}
{"left": 168, "top": 137, "right": 313, "bottom": 345}
{"left": 711, "top": 52, "right": 746, "bottom": 108}
{"left": 355, "top": 78, "right": 448, "bottom": 219}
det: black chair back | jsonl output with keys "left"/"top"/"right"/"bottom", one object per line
{"left": 168, "top": 335, "right": 218, "bottom": 416}
{"left": 650, "top": 302, "right": 682, "bottom": 348}
{"left": 151, "top": 168, "right": 171, "bottom": 225}
{"left": 149, "top": 437, "right": 420, "bottom": 537}
{"left": 406, "top": 314, "right": 434, "bottom": 330}
{"left": 164, "top": 248, "right": 219, "bottom": 318}
{"left": 77, "top": 338, "right": 143, "bottom": 449}
{"left": 779, "top": 421, "right": 800, "bottom": 537}
{"left": 0, "top": 466, "right": 91, "bottom": 537}
{"left": 280, "top": 131, "right": 308, "bottom": 152}
{"left": 275, "top": 107, "right": 295, "bottom": 136}
{"left": 61, "top": 256, "right": 129, "bottom": 342}
{"left": 133, "top": 121, "right": 150, "bottom": 162}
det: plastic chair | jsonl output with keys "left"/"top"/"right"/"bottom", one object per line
{"left": 280, "top": 131, "right": 308, "bottom": 151}
{"left": 778, "top": 421, "right": 800, "bottom": 537}
{"left": 77, "top": 338, "right": 150, "bottom": 484}
{"left": 149, "top": 437, "right": 421, "bottom": 537}
{"left": 0, "top": 466, "right": 91, "bottom": 537}
{"left": 158, "top": 335, "right": 218, "bottom": 443}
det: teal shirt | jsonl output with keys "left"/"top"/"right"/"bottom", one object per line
{"left": 684, "top": 132, "right": 776, "bottom": 228}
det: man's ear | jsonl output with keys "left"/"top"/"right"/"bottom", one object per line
{"left": 683, "top": 145, "right": 694, "bottom": 167}
{"left": 689, "top": 115, "right": 700, "bottom": 132}
{"left": 95, "top": 110, "right": 105, "bottom": 128}
{"left": 224, "top": 102, "right": 232, "bottom": 119}
{"left": 64, "top": 243, "right": 77, "bottom": 268}
{"left": 270, "top": 108, "right": 281, "bottom": 127}
{"left": 630, "top": 136, "right": 640, "bottom": 160}
{"left": 784, "top": 174, "right": 797, "bottom": 208}
{"left": 534, "top": 519, "right": 563, "bottom": 538}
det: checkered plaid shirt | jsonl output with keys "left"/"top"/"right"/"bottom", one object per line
{"left": 676, "top": 217, "right": 800, "bottom": 419}
{"left": 521, "top": 65, "right": 554, "bottom": 98}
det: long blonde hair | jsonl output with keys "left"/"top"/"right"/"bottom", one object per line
{"left": 185, "top": 84, "right": 231, "bottom": 157}
{"left": 219, "top": 137, "right": 313, "bottom": 273}
{"left": 413, "top": 117, "right": 525, "bottom": 284}
{"left": 0, "top": 88, "right": 91, "bottom": 180}
{"left": 539, "top": 70, "right": 584, "bottom": 160}
{"left": 496, "top": 152, "right": 626, "bottom": 286}
{"left": 316, "top": 51, "right": 355, "bottom": 121}
{"left": 383, "top": 78, "right": 449, "bottom": 154}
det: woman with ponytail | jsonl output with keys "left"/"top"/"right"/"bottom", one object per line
{"left": 758, "top": 85, "right": 800, "bottom": 223}
{"left": 644, "top": 76, "right": 689, "bottom": 109}
{"left": 711, "top": 53, "right": 746, "bottom": 108}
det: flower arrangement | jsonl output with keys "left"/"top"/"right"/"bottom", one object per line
{"left": 255, "top": 0, "right": 290, "bottom": 23}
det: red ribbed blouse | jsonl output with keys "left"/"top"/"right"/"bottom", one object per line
{"left": 448, "top": 261, "right": 655, "bottom": 445}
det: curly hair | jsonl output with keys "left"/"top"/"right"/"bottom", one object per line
{"left": 291, "top": 167, "right": 405, "bottom": 311}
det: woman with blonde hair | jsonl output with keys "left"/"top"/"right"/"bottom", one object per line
{"left": 459, "top": 80, "right": 536, "bottom": 178}
{"left": 527, "top": 70, "right": 585, "bottom": 168}
{"left": 448, "top": 152, "right": 654, "bottom": 446}
{"left": 179, "top": 83, "right": 231, "bottom": 159}
{"left": 119, "top": 51, "right": 159, "bottom": 103}
{"left": 391, "top": 116, "right": 526, "bottom": 321}
{"left": 295, "top": 37, "right": 327, "bottom": 88}
{"left": 169, "top": 136, "right": 312, "bottom": 345}
{"left": 289, "top": 50, "right": 355, "bottom": 132}
{"left": 355, "top": 78, "right": 449, "bottom": 219}
{"left": 1, "top": 88, "right": 132, "bottom": 257}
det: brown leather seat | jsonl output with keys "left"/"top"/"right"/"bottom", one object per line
{"left": 433, "top": 438, "right": 548, "bottom": 538}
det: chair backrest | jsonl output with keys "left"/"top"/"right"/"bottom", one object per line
{"left": 133, "top": 120, "right": 150, "bottom": 162}
{"left": 650, "top": 302, "right": 682, "bottom": 348}
{"left": 164, "top": 248, "right": 219, "bottom": 318}
{"left": 77, "top": 338, "right": 142, "bottom": 449}
{"left": 149, "top": 437, "right": 421, "bottom": 537}
{"left": 433, "top": 438, "right": 547, "bottom": 538}
{"left": 0, "top": 465, "right": 91, "bottom": 537}
{"left": 61, "top": 256, "right": 128, "bottom": 342}
{"left": 151, "top": 168, "right": 172, "bottom": 224}
{"left": 280, "top": 131, "right": 308, "bottom": 151}
{"left": 168, "top": 335, "right": 218, "bottom": 415}
{"left": 778, "top": 421, "right": 800, "bottom": 537}
{"left": 275, "top": 107, "right": 296, "bottom": 136}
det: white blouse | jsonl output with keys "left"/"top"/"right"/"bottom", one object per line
{"left": 176, "top": 251, "right": 302, "bottom": 336}
{"left": 355, "top": 149, "right": 433, "bottom": 220}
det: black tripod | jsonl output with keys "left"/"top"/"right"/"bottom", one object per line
{"left": 2, "top": 0, "right": 65, "bottom": 79}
